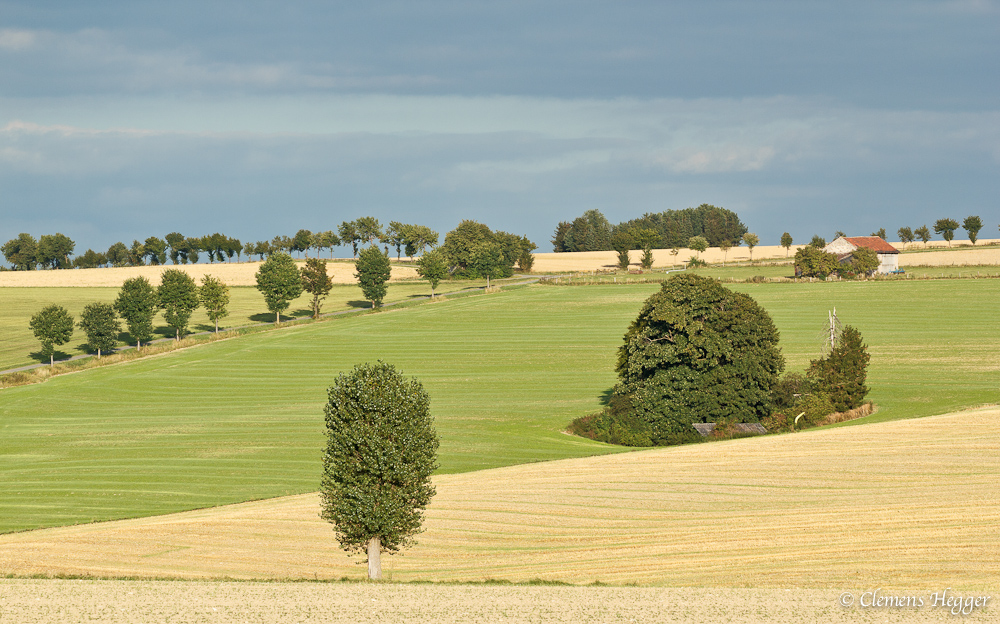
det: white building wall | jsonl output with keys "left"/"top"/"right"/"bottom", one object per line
{"left": 877, "top": 253, "right": 899, "bottom": 273}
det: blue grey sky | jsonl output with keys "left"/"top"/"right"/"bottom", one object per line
{"left": 2, "top": 1, "right": 998, "bottom": 257}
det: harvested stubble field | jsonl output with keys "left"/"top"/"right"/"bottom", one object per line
{"left": 0, "top": 581, "right": 990, "bottom": 624}
{"left": 0, "top": 408, "right": 996, "bottom": 622}
{"left": 0, "top": 258, "right": 418, "bottom": 288}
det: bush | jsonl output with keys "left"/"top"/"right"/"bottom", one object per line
{"left": 808, "top": 325, "right": 870, "bottom": 411}
{"left": 687, "top": 256, "right": 707, "bottom": 267}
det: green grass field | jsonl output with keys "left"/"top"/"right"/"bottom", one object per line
{"left": 0, "top": 280, "right": 484, "bottom": 372}
{"left": 0, "top": 280, "right": 997, "bottom": 534}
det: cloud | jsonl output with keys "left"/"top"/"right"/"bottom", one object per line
{"left": 0, "top": 29, "right": 36, "bottom": 50}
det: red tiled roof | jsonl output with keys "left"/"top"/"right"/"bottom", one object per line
{"left": 844, "top": 236, "right": 899, "bottom": 253}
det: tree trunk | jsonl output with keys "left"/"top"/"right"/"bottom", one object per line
{"left": 367, "top": 536, "right": 382, "bottom": 580}
{"left": 97, "top": 347, "right": 101, "bottom": 358}
{"left": 276, "top": 311, "right": 280, "bottom": 325}
{"left": 214, "top": 319, "right": 218, "bottom": 333}
{"left": 50, "top": 353, "right": 54, "bottom": 368}
{"left": 137, "top": 339, "right": 141, "bottom": 352}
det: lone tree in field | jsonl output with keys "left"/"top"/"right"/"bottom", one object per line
{"left": 158, "top": 269, "right": 200, "bottom": 340}
{"left": 300, "top": 257, "right": 334, "bottom": 319}
{"left": 115, "top": 276, "right": 158, "bottom": 350}
{"left": 29, "top": 305, "right": 74, "bottom": 367}
{"left": 199, "top": 274, "right": 230, "bottom": 332}
{"left": 78, "top": 302, "right": 121, "bottom": 357}
{"left": 718, "top": 239, "right": 731, "bottom": 265}
{"left": 612, "top": 274, "right": 784, "bottom": 445}
{"left": 320, "top": 361, "right": 439, "bottom": 580}
{"left": 416, "top": 249, "right": 448, "bottom": 297}
{"left": 742, "top": 232, "right": 760, "bottom": 261}
{"left": 897, "top": 227, "right": 914, "bottom": 249}
{"left": 687, "top": 235, "right": 708, "bottom": 260}
{"left": 963, "top": 215, "right": 983, "bottom": 245}
{"left": 355, "top": 245, "right": 391, "bottom": 308}
{"left": 255, "top": 252, "right": 303, "bottom": 323}
{"left": 780, "top": 232, "right": 793, "bottom": 256}
{"left": 933, "top": 218, "right": 959, "bottom": 246}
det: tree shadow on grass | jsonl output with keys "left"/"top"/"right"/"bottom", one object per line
{"left": 28, "top": 348, "right": 72, "bottom": 365}
{"left": 247, "top": 308, "right": 312, "bottom": 323}
{"left": 347, "top": 300, "right": 375, "bottom": 309}
{"left": 599, "top": 386, "right": 614, "bottom": 407}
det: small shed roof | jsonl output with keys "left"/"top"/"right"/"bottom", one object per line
{"left": 843, "top": 236, "right": 899, "bottom": 254}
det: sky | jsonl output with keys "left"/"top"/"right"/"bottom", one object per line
{"left": 1, "top": 0, "right": 998, "bottom": 260}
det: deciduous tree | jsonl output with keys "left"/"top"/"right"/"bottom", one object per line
{"left": 897, "top": 227, "right": 914, "bottom": 248}
{"left": 742, "top": 232, "right": 759, "bottom": 261}
{"left": 687, "top": 235, "right": 708, "bottom": 259}
{"left": 115, "top": 277, "right": 158, "bottom": 349}
{"left": 157, "top": 269, "right": 199, "bottom": 340}
{"left": 37, "top": 233, "right": 75, "bottom": 269}
{"left": 416, "top": 249, "right": 447, "bottom": 297}
{"left": 610, "top": 274, "right": 784, "bottom": 445}
{"left": 320, "top": 361, "right": 438, "bottom": 580}
{"left": 199, "top": 274, "right": 230, "bottom": 333}
{"left": 29, "top": 304, "right": 74, "bottom": 367}
{"left": 933, "top": 218, "right": 959, "bottom": 246}
{"left": 255, "top": 252, "right": 303, "bottom": 324}
{"left": 355, "top": 245, "right": 391, "bottom": 308}
{"left": 809, "top": 235, "right": 826, "bottom": 248}
{"left": 2, "top": 233, "right": 39, "bottom": 270}
{"left": 963, "top": 215, "right": 983, "bottom": 245}
{"left": 914, "top": 225, "right": 932, "bottom": 246}
{"left": 300, "top": 258, "right": 333, "bottom": 319}
{"left": 612, "top": 229, "right": 633, "bottom": 271}
{"left": 78, "top": 302, "right": 121, "bottom": 357}
{"left": 339, "top": 221, "right": 361, "bottom": 258}
{"left": 780, "top": 232, "right": 793, "bottom": 256}
{"left": 794, "top": 246, "right": 839, "bottom": 278}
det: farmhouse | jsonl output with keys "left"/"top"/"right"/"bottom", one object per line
{"left": 824, "top": 236, "right": 899, "bottom": 273}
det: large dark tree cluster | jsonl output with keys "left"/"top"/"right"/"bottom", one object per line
{"left": 552, "top": 205, "right": 748, "bottom": 252}
{"left": 571, "top": 274, "right": 784, "bottom": 447}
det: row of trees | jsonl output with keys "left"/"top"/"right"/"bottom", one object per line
{"left": 552, "top": 205, "right": 748, "bottom": 253}
{"left": 2, "top": 219, "right": 442, "bottom": 271}
{"left": 28, "top": 272, "right": 231, "bottom": 366}
{"left": 793, "top": 245, "right": 879, "bottom": 278}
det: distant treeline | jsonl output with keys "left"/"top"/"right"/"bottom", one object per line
{"left": 551, "top": 205, "right": 748, "bottom": 252}
{"left": 0, "top": 220, "right": 440, "bottom": 271}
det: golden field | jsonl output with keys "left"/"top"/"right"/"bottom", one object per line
{"left": 0, "top": 580, "right": 990, "bottom": 623}
{"left": 0, "top": 259, "right": 418, "bottom": 288}
{"left": 2, "top": 407, "right": 996, "bottom": 591}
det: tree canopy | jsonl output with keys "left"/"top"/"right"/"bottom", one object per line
{"left": 158, "top": 269, "right": 200, "bottom": 340}
{"left": 300, "top": 257, "right": 333, "bottom": 319}
{"left": 962, "top": 215, "right": 983, "bottom": 245}
{"left": 320, "top": 361, "right": 438, "bottom": 580}
{"left": 199, "top": 274, "right": 231, "bottom": 333}
{"left": 29, "top": 304, "right": 75, "bottom": 367}
{"left": 355, "top": 245, "right": 391, "bottom": 308}
{"left": 255, "top": 252, "right": 303, "bottom": 323}
{"left": 115, "top": 276, "right": 158, "bottom": 349}
{"left": 611, "top": 274, "right": 784, "bottom": 445}
{"left": 933, "top": 218, "right": 960, "bottom": 246}
{"left": 78, "top": 302, "right": 121, "bottom": 357}
{"left": 416, "top": 249, "right": 448, "bottom": 297}
{"left": 808, "top": 325, "right": 870, "bottom": 412}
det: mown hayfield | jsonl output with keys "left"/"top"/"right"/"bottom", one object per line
{"left": 0, "top": 280, "right": 484, "bottom": 372}
{"left": 0, "top": 280, "right": 998, "bottom": 535}
{"left": 1, "top": 408, "right": 997, "bottom": 593}
{"left": 5, "top": 581, "right": 989, "bottom": 624}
